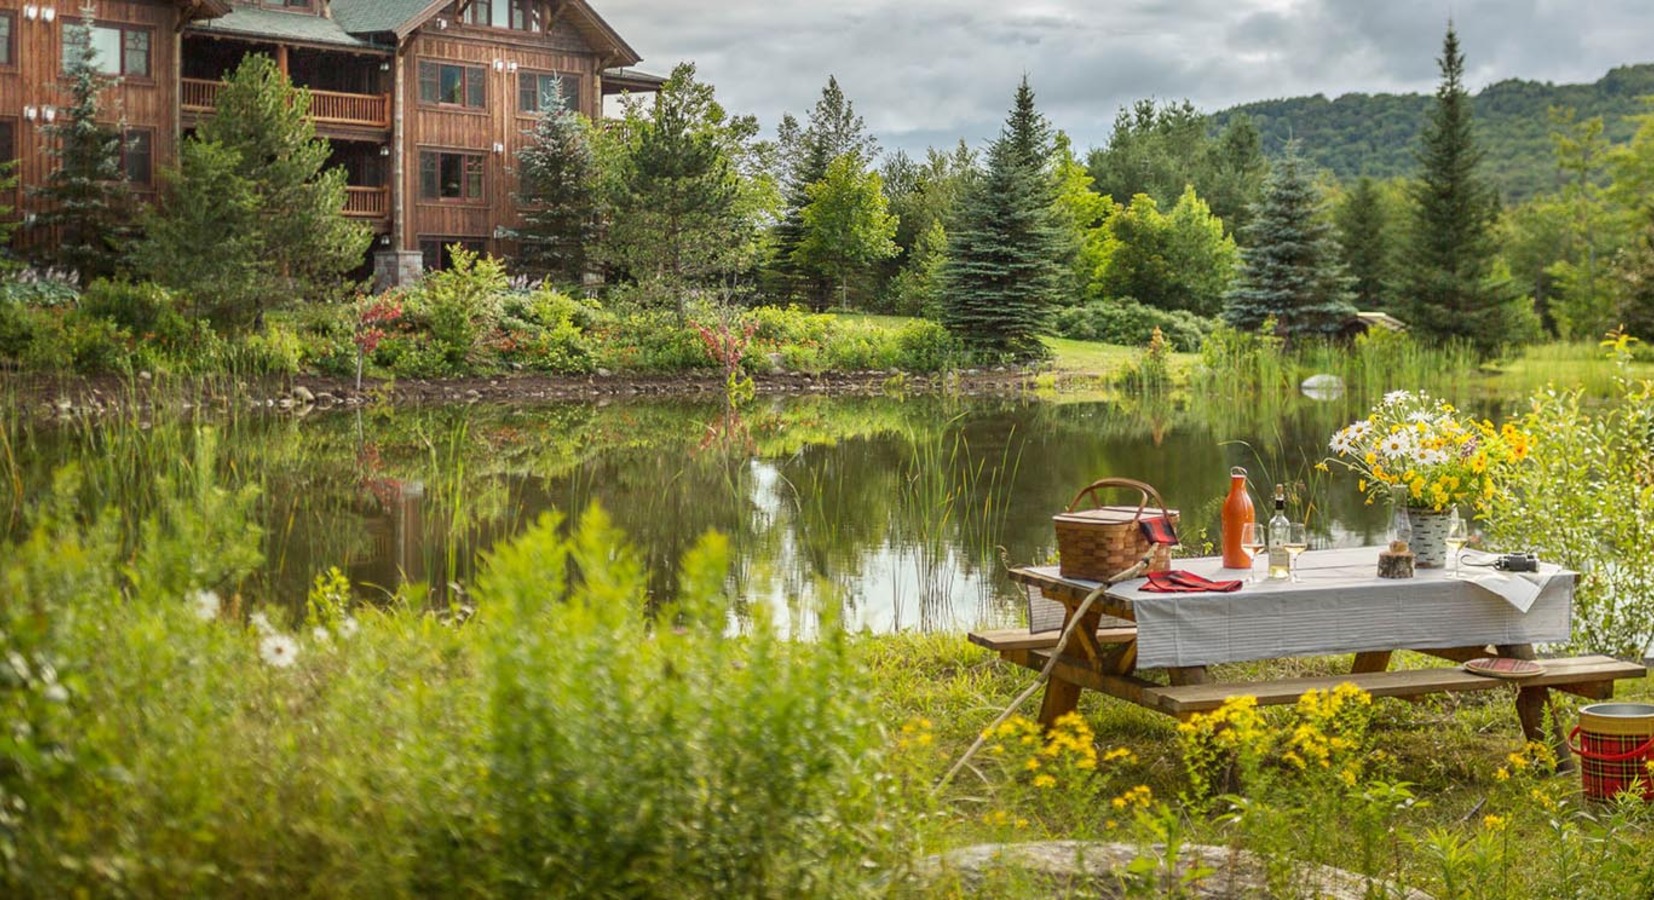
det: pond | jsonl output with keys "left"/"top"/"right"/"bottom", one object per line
{"left": 6, "top": 387, "right": 1508, "bottom": 634}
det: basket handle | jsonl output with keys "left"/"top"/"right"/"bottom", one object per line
{"left": 1567, "top": 726, "right": 1654, "bottom": 762}
{"left": 1065, "top": 478, "right": 1171, "bottom": 522}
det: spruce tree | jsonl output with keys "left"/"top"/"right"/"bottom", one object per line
{"left": 940, "top": 78, "right": 1065, "bottom": 361}
{"left": 136, "top": 55, "right": 368, "bottom": 330}
{"left": 1224, "top": 144, "right": 1356, "bottom": 338}
{"left": 1334, "top": 177, "right": 1393, "bottom": 310}
{"left": 1400, "top": 25, "right": 1518, "bottom": 356}
{"left": 771, "top": 77, "right": 878, "bottom": 308}
{"left": 512, "top": 79, "right": 600, "bottom": 284}
{"left": 28, "top": 9, "right": 130, "bottom": 282}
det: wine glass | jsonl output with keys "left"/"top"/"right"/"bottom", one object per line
{"left": 1239, "top": 522, "right": 1266, "bottom": 584}
{"left": 1284, "top": 523, "right": 1309, "bottom": 583}
{"left": 1445, "top": 509, "right": 1470, "bottom": 578}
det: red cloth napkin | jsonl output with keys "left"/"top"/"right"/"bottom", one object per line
{"left": 1137, "top": 515, "right": 1179, "bottom": 546}
{"left": 1141, "top": 570, "right": 1243, "bottom": 593}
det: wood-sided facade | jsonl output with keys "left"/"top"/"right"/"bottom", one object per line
{"left": 0, "top": 0, "right": 649, "bottom": 281}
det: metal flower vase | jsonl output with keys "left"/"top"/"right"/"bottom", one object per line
{"left": 1408, "top": 508, "right": 1452, "bottom": 568}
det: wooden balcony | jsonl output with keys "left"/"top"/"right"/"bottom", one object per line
{"left": 181, "top": 78, "right": 391, "bottom": 130}
{"left": 343, "top": 186, "right": 389, "bottom": 219}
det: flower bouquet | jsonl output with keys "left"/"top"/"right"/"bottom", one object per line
{"left": 1326, "top": 390, "right": 1533, "bottom": 564}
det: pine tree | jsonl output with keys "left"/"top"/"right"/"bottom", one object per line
{"left": 1400, "top": 25, "right": 1520, "bottom": 356}
{"left": 136, "top": 55, "right": 368, "bottom": 330}
{"left": 1334, "top": 176, "right": 1393, "bottom": 310}
{"left": 0, "top": 160, "right": 19, "bottom": 272}
{"left": 603, "top": 63, "right": 744, "bottom": 320}
{"left": 512, "top": 78, "right": 600, "bottom": 284}
{"left": 940, "top": 78, "right": 1066, "bottom": 361}
{"left": 28, "top": 9, "right": 130, "bottom": 282}
{"left": 1224, "top": 144, "right": 1356, "bottom": 338}
{"left": 771, "top": 77, "right": 877, "bottom": 308}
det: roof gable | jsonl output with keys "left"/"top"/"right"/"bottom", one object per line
{"left": 329, "top": 0, "right": 640, "bottom": 64}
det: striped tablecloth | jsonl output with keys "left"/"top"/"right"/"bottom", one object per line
{"left": 1111, "top": 546, "right": 1573, "bottom": 669}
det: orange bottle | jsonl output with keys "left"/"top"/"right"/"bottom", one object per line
{"left": 1221, "top": 466, "right": 1256, "bottom": 568}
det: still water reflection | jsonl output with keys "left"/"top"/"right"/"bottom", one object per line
{"left": 13, "top": 391, "right": 1422, "bottom": 633}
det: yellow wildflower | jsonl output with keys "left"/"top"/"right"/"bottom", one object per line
{"left": 1033, "top": 774, "right": 1056, "bottom": 789}
{"left": 1483, "top": 814, "right": 1507, "bottom": 831}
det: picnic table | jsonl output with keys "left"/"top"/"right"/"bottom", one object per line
{"left": 975, "top": 547, "right": 1646, "bottom": 768}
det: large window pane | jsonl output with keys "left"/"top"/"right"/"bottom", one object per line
{"left": 122, "top": 130, "right": 152, "bottom": 185}
{"left": 0, "top": 14, "right": 14, "bottom": 68}
{"left": 439, "top": 154, "right": 463, "bottom": 198}
{"left": 418, "top": 62, "right": 439, "bottom": 103}
{"left": 465, "top": 67, "right": 484, "bottom": 108}
{"left": 0, "top": 121, "right": 14, "bottom": 163}
{"left": 439, "top": 66, "right": 463, "bottom": 104}
{"left": 90, "top": 26, "right": 122, "bottom": 75}
{"left": 420, "top": 152, "right": 439, "bottom": 198}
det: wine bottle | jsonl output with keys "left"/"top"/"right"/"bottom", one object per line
{"left": 1267, "top": 483, "right": 1291, "bottom": 580}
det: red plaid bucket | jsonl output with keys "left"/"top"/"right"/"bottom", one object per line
{"left": 1568, "top": 703, "right": 1654, "bottom": 802}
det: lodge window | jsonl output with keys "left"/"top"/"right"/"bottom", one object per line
{"left": 518, "top": 72, "right": 580, "bottom": 115}
{"left": 121, "top": 128, "right": 153, "bottom": 187}
{"left": 276, "top": 0, "right": 313, "bottom": 9}
{"left": 417, "top": 61, "right": 486, "bottom": 109}
{"left": 62, "top": 22, "right": 152, "bottom": 79}
{"left": 452, "top": 0, "right": 491, "bottom": 26}
{"left": 0, "top": 120, "right": 14, "bottom": 164}
{"left": 0, "top": 12, "right": 15, "bottom": 69}
{"left": 419, "top": 150, "right": 485, "bottom": 201}
{"left": 509, "top": 0, "right": 543, "bottom": 32}
{"left": 419, "top": 237, "right": 487, "bottom": 271}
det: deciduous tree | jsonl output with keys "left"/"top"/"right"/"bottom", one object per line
{"left": 772, "top": 77, "right": 878, "bottom": 307}
{"left": 792, "top": 153, "right": 897, "bottom": 309}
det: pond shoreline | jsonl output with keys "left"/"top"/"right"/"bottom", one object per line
{"left": 6, "top": 367, "right": 1051, "bottom": 417}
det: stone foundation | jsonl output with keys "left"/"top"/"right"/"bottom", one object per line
{"left": 373, "top": 250, "right": 425, "bottom": 292}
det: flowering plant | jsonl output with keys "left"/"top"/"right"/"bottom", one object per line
{"left": 1326, "top": 390, "right": 1533, "bottom": 513}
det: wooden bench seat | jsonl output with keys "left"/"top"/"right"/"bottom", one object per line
{"left": 1139, "top": 655, "right": 1646, "bottom": 718}
{"left": 969, "top": 626, "right": 1138, "bottom": 653}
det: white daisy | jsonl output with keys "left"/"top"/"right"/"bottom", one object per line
{"left": 259, "top": 634, "right": 300, "bottom": 669}
{"left": 1346, "top": 420, "right": 1374, "bottom": 440}
{"left": 337, "top": 617, "right": 359, "bottom": 639}
{"left": 1379, "top": 432, "right": 1414, "bottom": 459}
{"left": 249, "top": 612, "right": 275, "bottom": 635}
{"left": 312, "top": 626, "right": 331, "bottom": 644}
{"left": 1329, "top": 430, "right": 1353, "bottom": 454}
{"left": 1383, "top": 390, "right": 1413, "bottom": 405}
{"left": 1417, "top": 448, "right": 1448, "bottom": 466}
{"left": 189, "top": 589, "right": 221, "bottom": 621}
{"left": 1407, "top": 411, "right": 1433, "bottom": 423}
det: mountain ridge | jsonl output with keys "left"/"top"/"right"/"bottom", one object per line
{"left": 1210, "top": 63, "right": 1654, "bottom": 200}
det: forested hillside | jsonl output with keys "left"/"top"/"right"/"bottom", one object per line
{"left": 1212, "top": 63, "right": 1654, "bottom": 201}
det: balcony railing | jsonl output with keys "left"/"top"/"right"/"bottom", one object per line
{"left": 343, "top": 186, "right": 389, "bottom": 219}
{"left": 181, "top": 78, "right": 391, "bottom": 129}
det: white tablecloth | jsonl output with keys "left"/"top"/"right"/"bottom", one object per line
{"left": 1113, "top": 546, "right": 1573, "bottom": 668}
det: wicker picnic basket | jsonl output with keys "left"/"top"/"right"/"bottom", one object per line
{"left": 1053, "top": 478, "right": 1178, "bottom": 581}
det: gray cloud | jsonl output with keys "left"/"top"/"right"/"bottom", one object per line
{"left": 596, "top": 0, "right": 1652, "bottom": 157}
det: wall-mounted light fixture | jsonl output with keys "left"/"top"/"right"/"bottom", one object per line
{"left": 22, "top": 106, "right": 38, "bottom": 121}
{"left": 22, "top": 6, "right": 39, "bottom": 21}
{"left": 435, "top": 17, "right": 448, "bottom": 29}
{"left": 378, "top": 235, "right": 391, "bottom": 246}
{"left": 492, "top": 142, "right": 504, "bottom": 154}
{"left": 492, "top": 59, "right": 504, "bottom": 72}
{"left": 506, "top": 61, "right": 518, "bottom": 73}
{"left": 378, "top": 61, "right": 390, "bottom": 72}
{"left": 41, "top": 6, "right": 56, "bottom": 22}
{"left": 42, "top": 107, "right": 56, "bottom": 123}
{"left": 378, "top": 144, "right": 390, "bottom": 157}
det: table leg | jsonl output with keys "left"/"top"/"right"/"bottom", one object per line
{"left": 1351, "top": 651, "right": 1393, "bottom": 674}
{"left": 1167, "top": 666, "right": 1210, "bottom": 686}
{"left": 1499, "top": 643, "right": 1575, "bottom": 774}
{"left": 1037, "top": 677, "right": 1082, "bottom": 727}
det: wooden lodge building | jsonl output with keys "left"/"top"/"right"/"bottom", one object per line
{"left": 0, "top": 0, "right": 663, "bottom": 284}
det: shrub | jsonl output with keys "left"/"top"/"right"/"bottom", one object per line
{"left": 1055, "top": 299, "right": 1214, "bottom": 352}
{"left": 406, "top": 248, "right": 507, "bottom": 368}
{"left": 376, "top": 332, "right": 456, "bottom": 379}
{"left": 592, "top": 309, "right": 713, "bottom": 373}
{"left": 496, "top": 287, "right": 594, "bottom": 374}
{"left": 893, "top": 319, "right": 959, "bottom": 373}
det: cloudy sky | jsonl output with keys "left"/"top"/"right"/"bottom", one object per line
{"left": 597, "top": 0, "right": 1650, "bottom": 156}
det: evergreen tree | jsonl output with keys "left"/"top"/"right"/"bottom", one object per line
{"left": 1085, "top": 99, "right": 1265, "bottom": 234}
{"left": 792, "top": 153, "right": 898, "bottom": 309}
{"left": 1605, "top": 102, "right": 1654, "bottom": 339}
{"left": 1224, "top": 144, "right": 1356, "bottom": 338}
{"left": 136, "top": 55, "right": 369, "bottom": 331}
{"left": 888, "top": 220, "right": 947, "bottom": 318}
{"left": 1400, "top": 25, "right": 1521, "bottom": 356}
{"left": 771, "top": 77, "right": 878, "bottom": 307}
{"left": 940, "top": 78, "right": 1066, "bottom": 361}
{"left": 1334, "top": 176, "right": 1393, "bottom": 310}
{"left": 603, "top": 63, "right": 745, "bottom": 320}
{"left": 512, "top": 78, "right": 601, "bottom": 284}
{"left": 1544, "top": 108, "right": 1617, "bottom": 338}
{"left": 28, "top": 9, "right": 130, "bottom": 282}
{"left": 0, "top": 160, "right": 19, "bottom": 272}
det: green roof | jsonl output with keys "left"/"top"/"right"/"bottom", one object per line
{"left": 329, "top": 0, "right": 445, "bottom": 38}
{"left": 189, "top": 6, "right": 384, "bottom": 49}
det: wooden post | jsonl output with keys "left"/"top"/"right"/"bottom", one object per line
{"left": 276, "top": 44, "right": 289, "bottom": 78}
{"left": 1500, "top": 643, "right": 1575, "bottom": 774}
